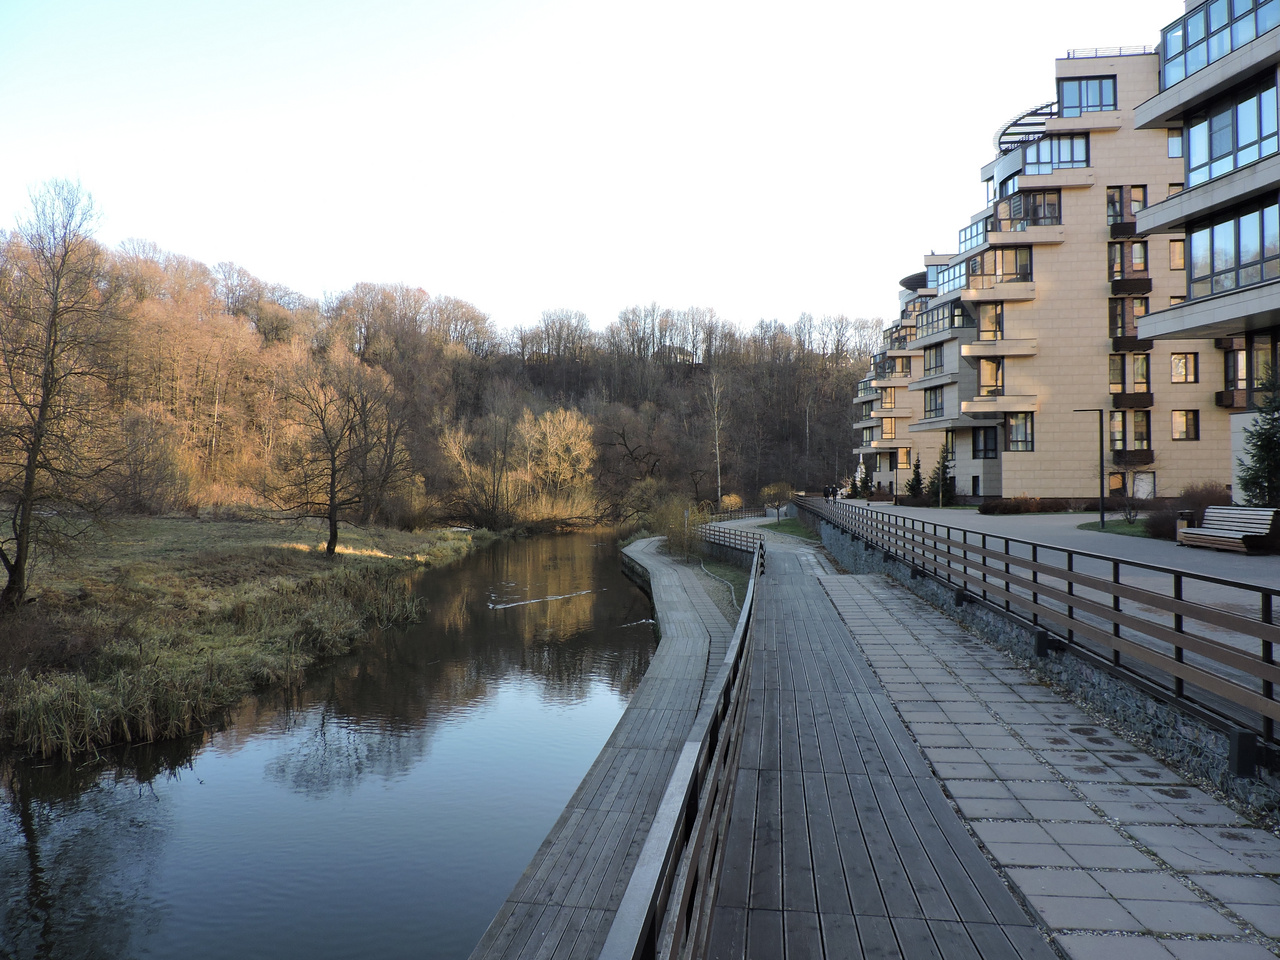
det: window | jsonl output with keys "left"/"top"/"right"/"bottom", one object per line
{"left": 1109, "top": 354, "right": 1126, "bottom": 393}
{"left": 1185, "top": 76, "right": 1279, "bottom": 186}
{"left": 1134, "top": 297, "right": 1149, "bottom": 319}
{"left": 1109, "top": 298, "right": 1127, "bottom": 337}
{"left": 1172, "top": 409, "right": 1200, "bottom": 440}
{"left": 1226, "top": 349, "right": 1249, "bottom": 389}
{"left": 1109, "top": 242, "right": 1124, "bottom": 279}
{"left": 1006, "top": 413, "right": 1034, "bottom": 451}
{"left": 1169, "top": 128, "right": 1184, "bottom": 158}
{"left": 1131, "top": 186, "right": 1147, "bottom": 218}
{"left": 1134, "top": 353, "right": 1151, "bottom": 392}
{"left": 1162, "top": 1, "right": 1280, "bottom": 89}
{"left": 1110, "top": 472, "right": 1127, "bottom": 496}
{"left": 1107, "top": 187, "right": 1124, "bottom": 225}
{"left": 991, "top": 190, "right": 1061, "bottom": 232}
{"left": 1059, "top": 76, "right": 1116, "bottom": 116}
{"left": 882, "top": 386, "right": 896, "bottom": 409}
{"left": 918, "top": 301, "right": 970, "bottom": 335}
{"left": 924, "top": 345, "right": 945, "bottom": 377}
{"left": 1024, "top": 135, "right": 1088, "bottom": 174}
{"left": 1171, "top": 353, "right": 1200, "bottom": 382}
{"left": 943, "top": 430, "right": 956, "bottom": 461}
{"left": 958, "top": 220, "right": 986, "bottom": 253}
{"left": 979, "top": 358, "right": 1004, "bottom": 397}
{"left": 924, "top": 387, "right": 944, "bottom": 419}
{"left": 1169, "top": 183, "right": 1184, "bottom": 197}
{"left": 881, "top": 418, "right": 896, "bottom": 440}
{"left": 1133, "top": 471, "right": 1156, "bottom": 498}
{"left": 1110, "top": 411, "right": 1127, "bottom": 451}
{"left": 862, "top": 427, "right": 875, "bottom": 446}
{"left": 896, "top": 447, "right": 911, "bottom": 470}
{"left": 1188, "top": 201, "right": 1280, "bottom": 297}
{"left": 972, "top": 426, "right": 998, "bottom": 459}
{"left": 1132, "top": 241, "right": 1148, "bottom": 273}
{"left": 966, "top": 248, "right": 1031, "bottom": 289}
{"left": 978, "top": 303, "right": 1004, "bottom": 341}
{"left": 1133, "top": 411, "right": 1152, "bottom": 450}
{"left": 1171, "top": 239, "right": 1185, "bottom": 270}
{"left": 1171, "top": 295, "right": 1187, "bottom": 305}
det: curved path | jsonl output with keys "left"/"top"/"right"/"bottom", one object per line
{"left": 468, "top": 537, "right": 731, "bottom": 960}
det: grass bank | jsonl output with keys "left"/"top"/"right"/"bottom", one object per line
{"left": 0, "top": 516, "right": 492, "bottom": 760}
{"left": 763, "top": 517, "right": 822, "bottom": 541}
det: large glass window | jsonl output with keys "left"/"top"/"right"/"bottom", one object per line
{"left": 1059, "top": 76, "right": 1116, "bottom": 117}
{"left": 979, "top": 358, "right": 1004, "bottom": 397}
{"left": 972, "top": 426, "right": 998, "bottom": 459}
{"left": 1005, "top": 413, "right": 1034, "bottom": 451}
{"left": 966, "top": 247, "right": 1032, "bottom": 288}
{"left": 896, "top": 447, "right": 911, "bottom": 470}
{"left": 1188, "top": 201, "right": 1280, "bottom": 297}
{"left": 991, "top": 190, "right": 1061, "bottom": 232}
{"left": 943, "top": 429, "right": 956, "bottom": 461}
{"left": 1133, "top": 411, "right": 1152, "bottom": 450}
{"left": 1226, "top": 348, "right": 1249, "bottom": 389}
{"left": 881, "top": 386, "right": 896, "bottom": 409}
{"left": 1185, "top": 76, "right": 1278, "bottom": 186}
{"left": 936, "top": 262, "right": 968, "bottom": 296}
{"left": 924, "top": 388, "right": 944, "bottom": 419}
{"left": 1172, "top": 409, "right": 1200, "bottom": 440}
{"left": 917, "top": 301, "right": 970, "bottom": 337}
{"left": 1107, "top": 187, "right": 1124, "bottom": 225}
{"left": 958, "top": 220, "right": 986, "bottom": 253}
{"left": 1110, "top": 411, "right": 1127, "bottom": 451}
{"left": 1024, "top": 135, "right": 1089, "bottom": 175}
{"left": 862, "top": 427, "right": 874, "bottom": 447}
{"left": 881, "top": 418, "right": 896, "bottom": 440}
{"left": 1169, "top": 129, "right": 1184, "bottom": 158}
{"left": 1162, "top": 0, "right": 1280, "bottom": 90}
{"left": 1171, "top": 239, "right": 1185, "bottom": 270}
{"left": 978, "top": 303, "right": 1004, "bottom": 341}
{"left": 924, "top": 345, "right": 945, "bottom": 377}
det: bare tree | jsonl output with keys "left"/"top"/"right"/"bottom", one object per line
{"left": 0, "top": 181, "right": 124, "bottom": 608}
{"left": 704, "top": 370, "right": 728, "bottom": 506}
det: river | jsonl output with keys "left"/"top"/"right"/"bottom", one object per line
{"left": 0, "top": 533, "right": 656, "bottom": 960}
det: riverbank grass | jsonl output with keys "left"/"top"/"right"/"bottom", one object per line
{"left": 1, "top": 516, "right": 491, "bottom": 759}
{"left": 764, "top": 517, "right": 821, "bottom": 541}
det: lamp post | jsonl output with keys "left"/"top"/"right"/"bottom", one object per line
{"left": 1074, "top": 408, "right": 1105, "bottom": 529}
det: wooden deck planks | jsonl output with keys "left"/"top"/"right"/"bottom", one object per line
{"left": 709, "top": 547, "right": 1055, "bottom": 960}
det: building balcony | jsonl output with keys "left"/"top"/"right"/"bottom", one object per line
{"left": 1113, "top": 449, "right": 1155, "bottom": 467}
{"left": 962, "top": 339, "right": 1039, "bottom": 358}
{"left": 1111, "top": 277, "right": 1153, "bottom": 296}
{"left": 870, "top": 375, "right": 913, "bottom": 388}
{"left": 1111, "top": 336, "right": 1155, "bottom": 352}
{"left": 871, "top": 408, "right": 902, "bottom": 419}
{"left": 1044, "top": 113, "right": 1124, "bottom": 136}
{"left": 961, "top": 394, "right": 1040, "bottom": 414}
{"left": 962, "top": 282, "right": 1036, "bottom": 303}
{"left": 1109, "top": 221, "right": 1138, "bottom": 239}
{"left": 1135, "top": 20, "right": 1280, "bottom": 128}
{"left": 1112, "top": 391, "right": 1154, "bottom": 409}
{"left": 886, "top": 347, "right": 924, "bottom": 358}
{"left": 1136, "top": 153, "right": 1280, "bottom": 234}
{"left": 1019, "top": 168, "right": 1096, "bottom": 190}
{"left": 1138, "top": 278, "right": 1280, "bottom": 339}
{"left": 1216, "top": 388, "right": 1251, "bottom": 409}
{"left": 870, "top": 439, "right": 908, "bottom": 450}
{"left": 908, "top": 372, "right": 959, "bottom": 391}
{"left": 987, "top": 224, "right": 1065, "bottom": 246}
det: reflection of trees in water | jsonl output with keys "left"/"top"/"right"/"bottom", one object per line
{"left": 0, "top": 740, "right": 199, "bottom": 960}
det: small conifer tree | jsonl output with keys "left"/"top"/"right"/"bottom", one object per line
{"left": 1237, "top": 370, "right": 1280, "bottom": 507}
{"left": 907, "top": 456, "right": 924, "bottom": 499}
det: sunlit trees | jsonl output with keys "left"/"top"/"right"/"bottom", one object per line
{"left": 269, "top": 347, "right": 408, "bottom": 554}
{"left": 0, "top": 181, "right": 126, "bottom": 608}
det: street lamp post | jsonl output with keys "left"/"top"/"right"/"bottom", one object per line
{"left": 1074, "top": 408, "right": 1106, "bottom": 529}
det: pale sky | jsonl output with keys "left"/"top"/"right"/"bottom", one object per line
{"left": 1, "top": 1, "right": 1183, "bottom": 331}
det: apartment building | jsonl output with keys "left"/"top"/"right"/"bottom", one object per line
{"left": 1134, "top": 0, "right": 1280, "bottom": 494}
{"left": 859, "top": 49, "right": 1231, "bottom": 502}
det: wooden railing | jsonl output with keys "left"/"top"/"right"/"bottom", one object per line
{"left": 797, "top": 497, "right": 1280, "bottom": 756}
{"left": 698, "top": 522, "right": 764, "bottom": 555}
{"left": 600, "top": 542, "right": 765, "bottom": 960}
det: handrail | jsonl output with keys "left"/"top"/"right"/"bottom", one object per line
{"left": 698, "top": 523, "right": 764, "bottom": 555}
{"left": 796, "top": 497, "right": 1280, "bottom": 749}
{"left": 600, "top": 542, "right": 765, "bottom": 960}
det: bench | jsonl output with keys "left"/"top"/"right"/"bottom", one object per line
{"left": 1177, "top": 505, "right": 1280, "bottom": 553}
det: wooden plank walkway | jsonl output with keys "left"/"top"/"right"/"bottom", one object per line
{"left": 708, "top": 547, "right": 1056, "bottom": 960}
{"left": 469, "top": 538, "right": 732, "bottom": 960}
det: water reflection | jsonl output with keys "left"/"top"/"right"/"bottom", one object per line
{"left": 0, "top": 533, "right": 654, "bottom": 960}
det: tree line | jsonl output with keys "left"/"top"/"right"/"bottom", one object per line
{"left": 0, "top": 181, "right": 881, "bottom": 607}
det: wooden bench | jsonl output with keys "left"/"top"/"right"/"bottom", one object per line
{"left": 1177, "top": 505, "right": 1280, "bottom": 553}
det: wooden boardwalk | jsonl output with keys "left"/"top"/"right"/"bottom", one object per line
{"left": 469, "top": 538, "right": 732, "bottom": 960}
{"left": 708, "top": 547, "right": 1056, "bottom": 960}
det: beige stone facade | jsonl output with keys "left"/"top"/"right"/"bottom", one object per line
{"left": 856, "top": 50, "right": 1233, "bottom": 503}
